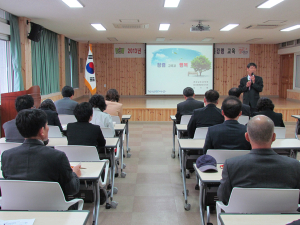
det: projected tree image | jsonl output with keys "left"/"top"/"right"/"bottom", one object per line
{"left": 191, "top": 55, "right": 211, "bottom": 76}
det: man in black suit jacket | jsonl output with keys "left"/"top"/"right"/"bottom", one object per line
{"left": 175, "top": 87, "right": 204, "bottom": 124}
{"left": 187, "top": 90, "right": 224, "bottom": 138}
{"left": 238, "top": 63, "right": 263, "bottom": 113}
{"left": 228, "top": 87, "right": 251, "bottom": 117}
{"left": 3, "top": 95, "right": 35, "bottom": 143}
{"left": 67, "top": 102, "right": 106, "bottom": 154}
{"left": 1, "top": 109, "right": 81, "bottom": 197}
{"left": 203, "top": 96, "right": 251, "bottom": 154}
{"left": 217, "top": 115, "right": 300, "bottom": 205}
{"left": 253, "top": 97, "right": 285, "bottom": 127}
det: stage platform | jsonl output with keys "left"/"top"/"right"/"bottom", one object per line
{"left": 78, "top": 96, "right": 300, "bottom": 122}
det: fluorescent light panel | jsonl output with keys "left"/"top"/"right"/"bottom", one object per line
{"left": 220, "top": 24, "right": 239, "bottom": 31}
{"left": 257, "top": 0, "right": 284, "bottom": 8}
{"left": 91, "top": 24, "right": 106, "bottom": 31}
{"left": 164, "top": 0, "right": 180, "bottom": 7}
{"left": 201, "top": 37, "right": 213, "bottom": 42}
{"left": 159, "top": 24, "right": 170, "bottom": 31}
{"left": 281, "top": 25, "right": 300, "bottom": 31}
{"left": 156, "top": 37, "right": 165, "bottom": 41}
{"left": 62, "top": 0, "right": 83, "bottom": 8}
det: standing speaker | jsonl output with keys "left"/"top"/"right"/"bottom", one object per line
{"left": 28, "top": 22, "right": 44, "bottom": 42}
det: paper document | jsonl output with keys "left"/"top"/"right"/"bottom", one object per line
{"left": 0, "top": 219, "right": 35, "bottom": 225}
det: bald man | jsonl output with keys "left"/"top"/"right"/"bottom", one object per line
{"left": 217, "top": 115, "right": 300, "bottom": 205}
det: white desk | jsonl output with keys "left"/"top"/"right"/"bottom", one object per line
{"left": 0, "top": 211, "right": 90, "bottom": 225}
{"left": 122, "top": 115, "right": 131, "bottom": 157}
{"left": 47, "top": 137, "right": 119, "bottom": 148}
{"left": 220, "top": 213, "right": 300, "bottom": 225}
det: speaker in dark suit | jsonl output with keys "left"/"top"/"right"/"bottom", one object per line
{"left": 238, "top": 63, "right": 263, "bottom": 112}
{"left": 175, "top": 87, "right": 204, "bottom": 124}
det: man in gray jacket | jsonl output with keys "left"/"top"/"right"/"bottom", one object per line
{"left": 55, "top": 86, "right": 78, "bottom": 115}
{"left": 217, "top": 115, "right": 300, "bottom": 205}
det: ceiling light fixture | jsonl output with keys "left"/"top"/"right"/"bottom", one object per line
{"left": 281, "top": 25, "right": 300, "bottom": 31}
{"left": 62, "top": 0, "right": 83, "bottom": 8}
{"left": 91, "top": 24, "right": 106, "bottom": 31}
{"left": 201, "top": 37, "right": 213, "bottom": 42}
{"left": 220, "top": 24, "right": 239, "bottom": 31}
{"left": 156, "top": 37, "right": 165, "bottom": 41}
{"left": 257, "top": 0, "right": 284, "bottom": 8}
{"left": 159, "top": 24, "right": 170, "bottom": 31}
{"left": 164, "top": 0, "right": 180, "bottom": 7}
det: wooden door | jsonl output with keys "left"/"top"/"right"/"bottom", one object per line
{"left": 279, "top": 54, "right": 294, "bottom": 98}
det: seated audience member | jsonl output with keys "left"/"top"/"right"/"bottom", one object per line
{"left": 104, "top": 89, "right": 123, "bottom": 121}
{"left": 89, "top": 94, "right": 115, "bottom": 135}
{"left": 39, "top": 99, "right": 64, "bottom": 132}
{"left": 217, "top": 115, "right": 300, "bottom": 205}
{"left": 3, "top": 95, "right": 34, "bottom": 143}
{"left": 67, "top": 102, "right": 106, "bottom": 154}
{"left": 253, "top": 97, "right": 285, "bottom": 127}
{"left": 1, "top": 109, "right": 81, "bottom": 197}
{"left": 54, "top": 86, "right": 78, "bottom": 115}
{"left": 203, "top": 96, "right": 251, "bottom": 154}
{"left": 175, "top": 87, "right": 204, "bottom": 124}
{"left": 228, "top": 87, "right": 251, "bottom": 116}
{"left": 187, "top": 90, "right": 224, "bottom": 138}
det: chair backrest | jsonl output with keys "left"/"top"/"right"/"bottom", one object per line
{"left": 274, "top": 127, "right": 286, "bottom": 139}
{"left": 238, "top": 115, "right": 249, "bottom": 125}
{"left": 194, "top": 127, "right": 208, "bottom": 139}
{"left": 54, "top": 145, "right": 100, "bottom": 161}
{"left": 111, "top": 116, "right": 121, "bottom": 124}
{"left": 0, "top": 142, "right": 22, "bottom": 155}
{"left": 206, "top": 150, "right": 250, "bottom": 163}
{"left": 48, "top": 125, "right": 63, "bottom": 138}
{"left": 0, "top": 180, "right": 72, "bottom": 210}
{"left": 226, "top": 188, "right": 299, "bottom": 214}
{"left": 101, "top": 127, "right": 114, "bottom": 138}
{"left": 180, "top": 115, "right": 192, "bottom": 125}
{"left": 58, "top": 114, "right": 77, "bottom": 125}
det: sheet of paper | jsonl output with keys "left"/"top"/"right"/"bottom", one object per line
{"left": 0, "top": 219, "right": 35, "bottom": 225}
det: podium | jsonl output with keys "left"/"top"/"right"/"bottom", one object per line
{"left": 1, "top": 86, "right": 41, "bottom": 137}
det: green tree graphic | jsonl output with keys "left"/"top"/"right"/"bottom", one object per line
{"left": 191, "top": 55, "right": 211, "bottom": 76}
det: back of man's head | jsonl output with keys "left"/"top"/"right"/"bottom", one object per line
{"left": 222, "top": 96, "right": 242, "bottom": 119}
{"left": 247, "top": 115, "right": 274, "bottom": 145}
{"left": 16, "top": 109, "right": 47, "bottom": 138}
{"left": 183, "top": 87, "right": 194, "bottom": 98}
{"left": 15, "top": 95, "right": 34, "bottom": 112}
{"left": 62, "top": 86, "right": 74, "bottom": 98}
{"left": 228, "top": 87, "right": 241, "bottom": 98}
{"left": 205, "top": 90, "right": 219, "bottom": 103}
{"left": 74, "top": 102, "right": 93, "bottom": 122}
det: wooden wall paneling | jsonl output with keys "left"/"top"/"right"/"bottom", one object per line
{"left": 18, "top": 17, "right": 32, "bottom": 90}
{"left": 280, "top": 54, "right": 294, "bottom": 98}
{"left": 107, "top": 44, "right": 113, "bottom": 94}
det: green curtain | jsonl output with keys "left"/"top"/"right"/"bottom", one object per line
{"left": 31, "top": 29, "right": 59, "bottom": 95}
{"left": 9, "top": 14, "right": 24, "bottom": 91}
{"left": 70, "top": 39, "right": 79, "bottom": 88}
{"left": 65, "top": 37, "right": 71, "bottom": 86}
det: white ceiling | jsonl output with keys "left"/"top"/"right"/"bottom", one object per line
{"left": 1, "top": 0, "right": 300, "bottom": 44}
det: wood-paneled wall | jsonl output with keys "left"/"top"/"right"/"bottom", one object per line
{"left": 78, "top": 43, "right": 280, "bottom": 97}
{"left": 214, "top": 44, "right": 280, "bottom": 95}
{"left": 78, "top": 43, "right": 145, "bottom": 96}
